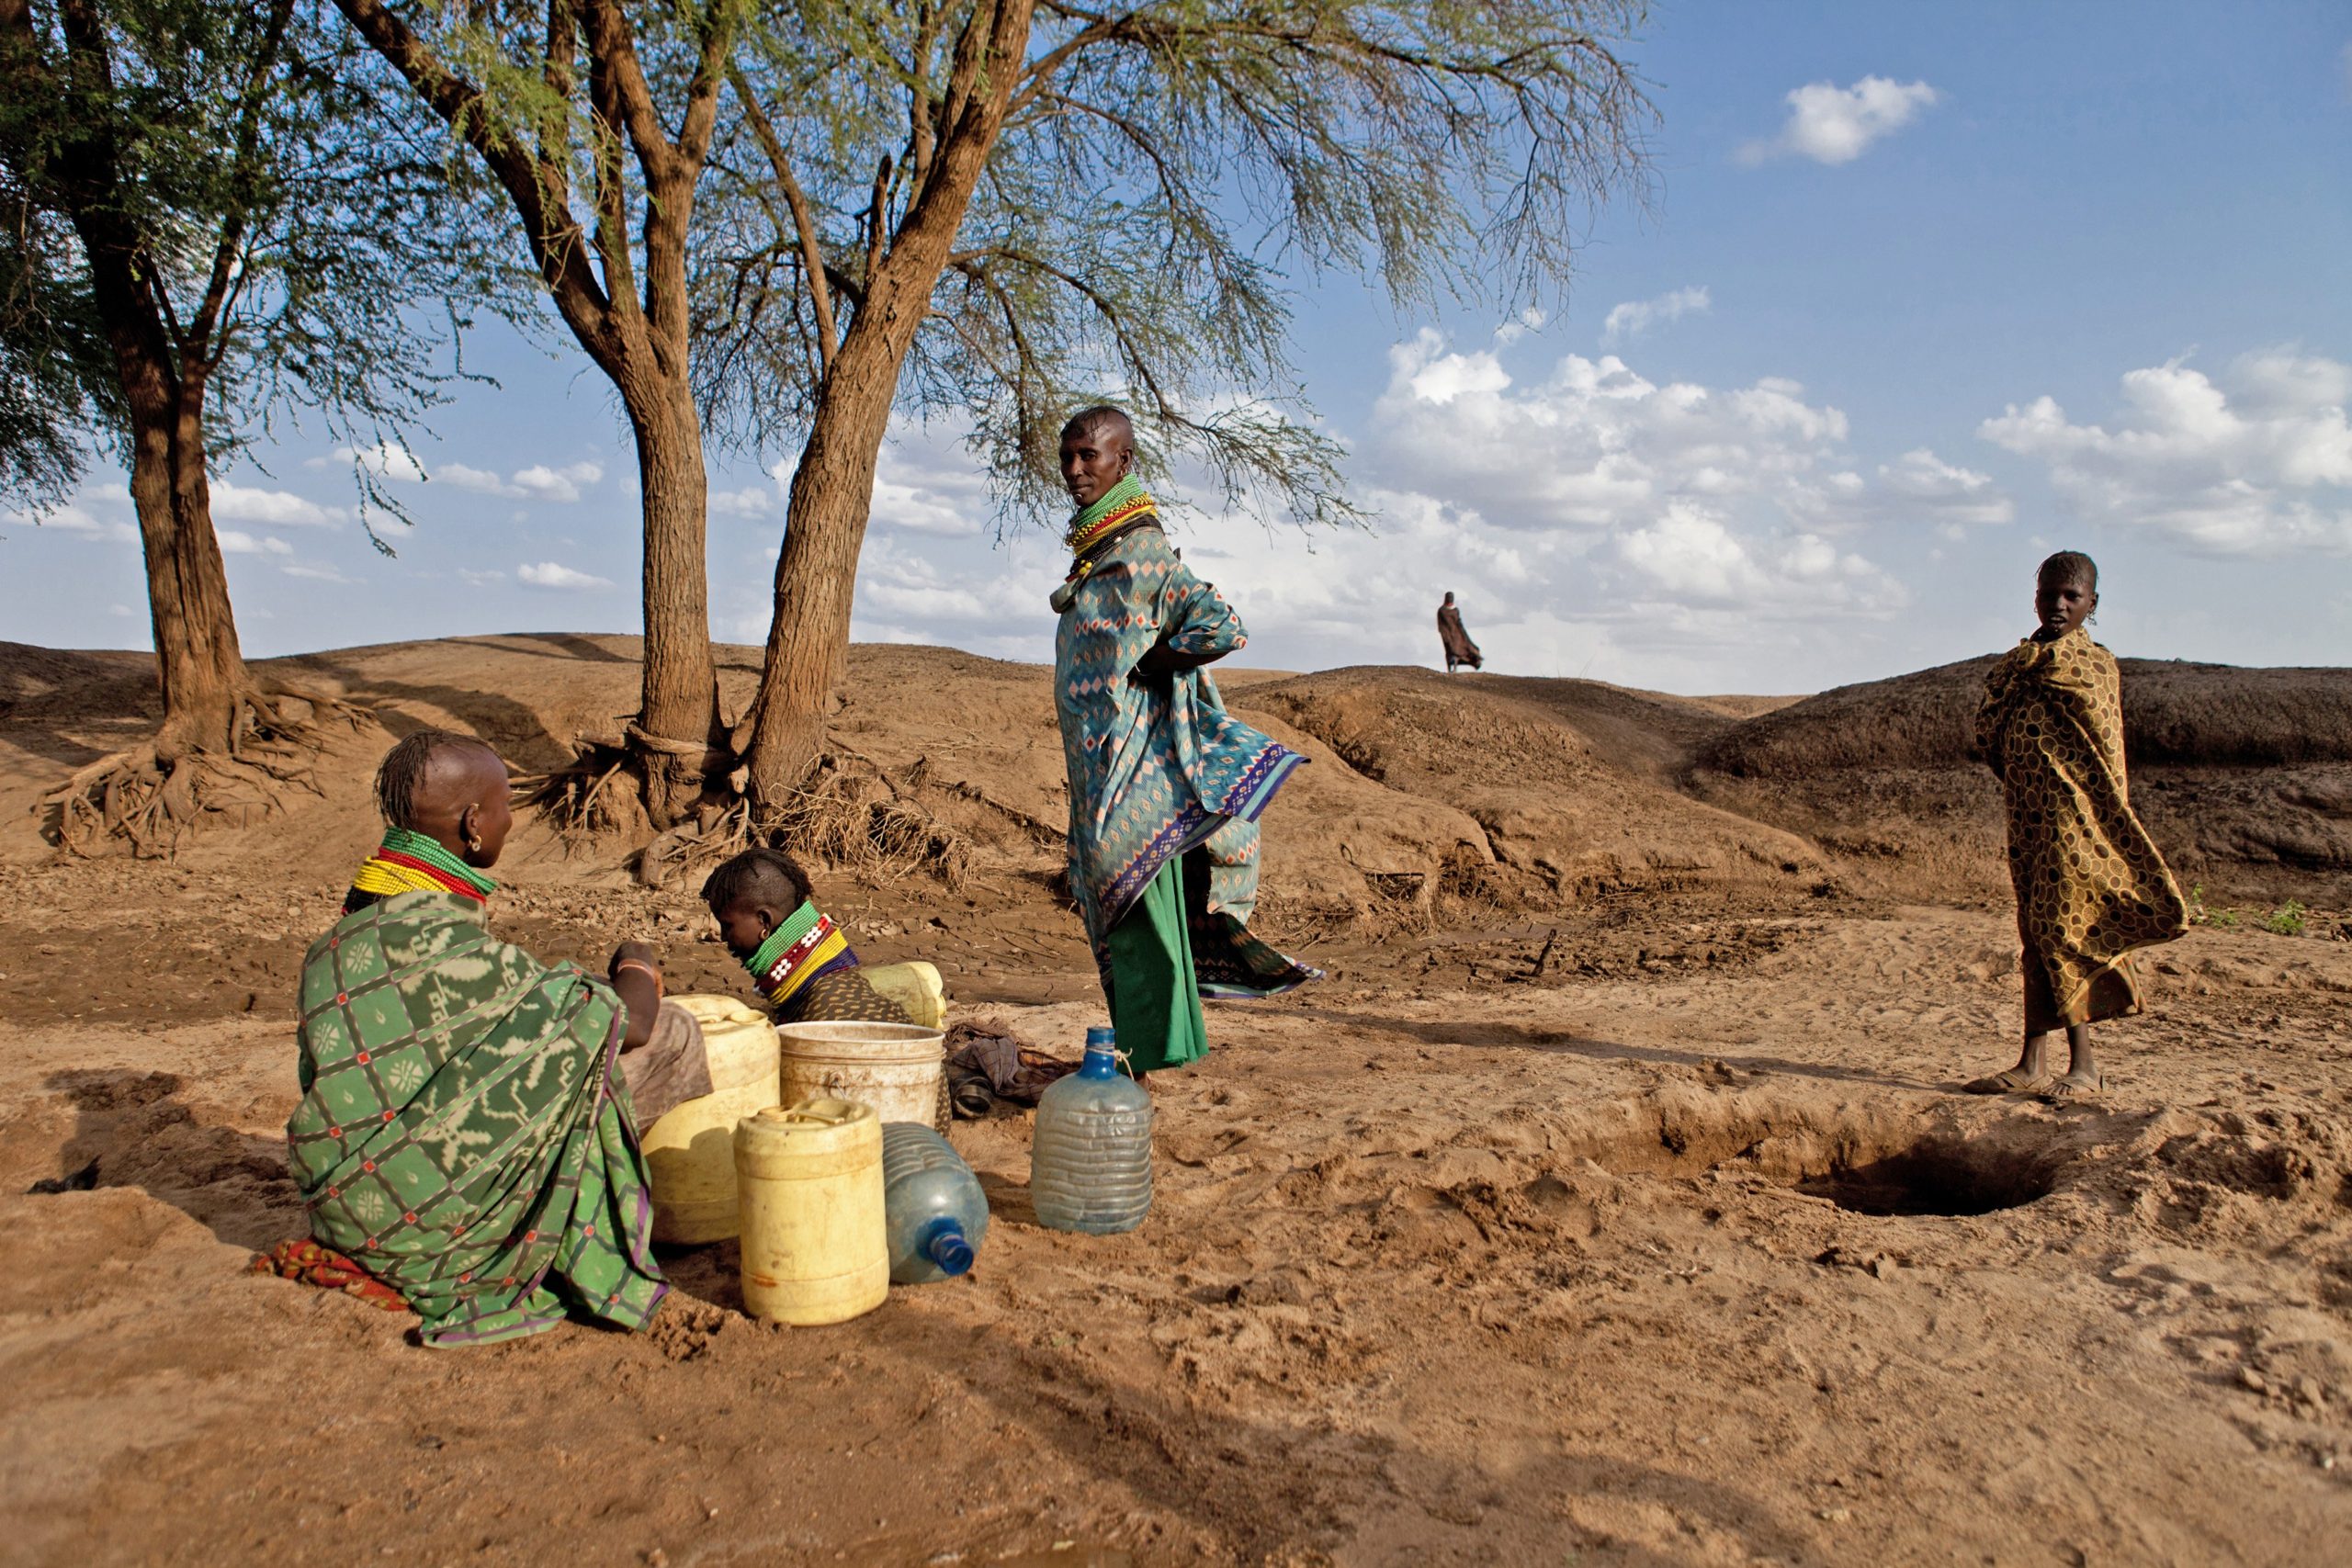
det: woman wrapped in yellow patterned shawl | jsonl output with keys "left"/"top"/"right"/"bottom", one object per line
{"left": 1965, "top": 551, "right": 2187, "bottom": 1103}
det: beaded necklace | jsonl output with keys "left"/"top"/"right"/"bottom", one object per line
{"left": 1051, "top": 474, "right": 1159, "bottom": 614}
{"left": 742, "top": 899, "right": 855, "bottom": 1010}
{"left": 345, "top": 827, "right": 497, "bottom": 913}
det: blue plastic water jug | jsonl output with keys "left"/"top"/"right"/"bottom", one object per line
{"left": 880, "top": 1122, "right": 989, "bottom": 1284}
{"left": 1030, "top": 1027, "right": 1154, "bottom": 1235}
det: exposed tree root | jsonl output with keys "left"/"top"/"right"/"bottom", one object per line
{"left": 616, "top": 749, "right": 977, "bottom": 894}
{"left": 40, "top": 684, "right": 366, "bottom": 858}
{"left": 520, "top": 739, "right": 653, "bottom": 851}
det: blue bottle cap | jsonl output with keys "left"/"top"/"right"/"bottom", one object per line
{"left": 927, "top": 1224, "right": 976, "bottom": 1277}
{"left": 1084, "top": 1026, "right": 1115, "bottom": 1049}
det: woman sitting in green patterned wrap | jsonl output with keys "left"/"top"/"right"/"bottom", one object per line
{"left": 266, "top": 730, "right": 672, "bottom": 1347}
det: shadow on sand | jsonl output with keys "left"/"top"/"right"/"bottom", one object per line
{"left": 1286, "top": 1004, "right": 1945, "bottom": 1094}
{"left": 33, "top": 1068, "right": 299, "bottom": 1253}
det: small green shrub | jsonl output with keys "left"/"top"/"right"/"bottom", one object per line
{"left": 2264, "top": 900, "right": 2307, "bottom": 937}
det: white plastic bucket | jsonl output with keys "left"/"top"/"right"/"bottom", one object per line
{"left": 775, "top": 1021, "right": 947, "bottom": 1133}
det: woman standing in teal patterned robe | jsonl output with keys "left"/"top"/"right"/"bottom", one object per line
{"left": 1050, "top": 407, "right": 1318, "bottom": 1076}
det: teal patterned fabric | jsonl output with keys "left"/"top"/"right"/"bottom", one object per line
{"left": 285, "top": 891, "right": 665, "bottom": 1347}
{"left": 1053, "top": 523, "right": 1317, "bottom": 998}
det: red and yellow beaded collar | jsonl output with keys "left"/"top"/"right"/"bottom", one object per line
{"left": 742, "top": 900, "right": 855, "bottom": 1010}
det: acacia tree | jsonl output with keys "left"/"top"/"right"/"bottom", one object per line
{"left": 698, "top": 1, "right": 1653, "bottom": 812}
{"left": 331, "top": 0, "right": 746, "bottom": 829}
{"left": 0, "top": 0, "right": 513, "bottom": 846}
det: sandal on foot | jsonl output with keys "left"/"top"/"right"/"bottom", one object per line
{"left": 1962, "top": 1067, "right": 2052, "bottom": 1095}
{"left": 2040, "top": 1074, "right": 2103, "bottom": 1104}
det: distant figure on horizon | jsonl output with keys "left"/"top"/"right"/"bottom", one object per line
{"left": 1437, "top": 592, "right": 1483, "bottom": 672}
{"left": 1964, "top": 550, "right": 2187, "bottom": 1104}
{"left": 1049, "top": 404, "right": 1319, "bottom": 1080}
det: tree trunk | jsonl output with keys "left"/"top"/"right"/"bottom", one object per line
{"left": 738, "top": 0, "right": 1038, "bottom": 808}
{"left": 86, "top": 222, "right": 251, "bottom": 767}
{"left": 617, "top": 363, "right": 721, "bottom": 829}
{"left": 138, "top": 368, "right": 252, "bottom": 764}
{"left": 737, "top": 335, "right": 904, "bottom": 807}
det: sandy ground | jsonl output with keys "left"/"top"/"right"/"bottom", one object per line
{"left": 3, "top": 637, "right": 2350, "bottom": 1566}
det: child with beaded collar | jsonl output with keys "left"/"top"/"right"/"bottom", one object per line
{"left": 702, "top": 847, "right": 914, "bottom": 1027}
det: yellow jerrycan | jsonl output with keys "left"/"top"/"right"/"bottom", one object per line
{"left": 733, "top": 1099, "right": 888, "bottom": 1325}
{"left": 861, "top": 961, "right": 946, "bottom": 1029}
{"left": 640, "top": 994, "right": 781, "bottom": 1244}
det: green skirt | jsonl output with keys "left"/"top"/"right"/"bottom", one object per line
{"left": 1103, "top": 853, "right": 1208, "bottom": 1074}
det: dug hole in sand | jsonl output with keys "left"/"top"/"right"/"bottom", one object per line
{"left": 3, "top": 635, "right": 2350, "bottom": 1565}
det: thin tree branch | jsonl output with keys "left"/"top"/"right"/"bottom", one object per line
{"left": 729, "top": 62, "right": 835, "bottom": 370}
{"left": 330, "top": 0, "right": 615, "bottom": 355}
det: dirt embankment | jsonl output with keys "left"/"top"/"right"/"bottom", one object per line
{"left": 1686, "top": 656, "right": 2352, "bottom": 908}
{"left": 5, "top": 636, "right": 2352, "bottom": 1565}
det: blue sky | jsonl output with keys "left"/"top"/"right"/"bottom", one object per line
{"left": 9, "top": 0, "right": 2350, "bottom": 694}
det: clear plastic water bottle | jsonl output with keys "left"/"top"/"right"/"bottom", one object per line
{"left": 880, "top": 1122, "right": 989, "bottom": 1284}
{"left": 1030, "top": 1027, "right": 1154, "bottom": 1235}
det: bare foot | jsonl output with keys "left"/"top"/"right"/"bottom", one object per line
{"left": 1962, "top": 1066, "right": 2053, "bottom": 1095}
{"left": 2040, "top": 1070, "right": 2102, "bottom": 1104}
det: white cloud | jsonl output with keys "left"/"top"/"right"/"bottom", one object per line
{"left": 309, "top": 446, "right": 601, "bottom": 502}
{"left": 282, "top": 563, "right": 354, "bottom": 584}
{"left": 869, "top": 425, "right": 991, "bottom": 536}
{"left": 512, "top": 462, "right": 604, "bottom": 503}
{"left": 212, "top": 481, "right": 342, "bottom": 526}
{"left": 458, "top": 568, "right": 506, "bottom": 586}
{"left": 1614, "top": 502, "right": 1888, "bottom": 604}
{"left": 709, "top": 484, "right": 778, "bottom": 519}
{"left": 438, "top": 462, "right": 513, "bottom": 495}
{"left": 1600, "top": 286, "right": 1711, "bottom": 344}
{"left": 19, "top": 498, "right": 137, "bottom": 543}
{"left": 1787, "top": 447, "right": 2015, "bottom": 530}
{"left": 517, "top": 560, "right": 615, "bottom": 591}
{"left": 315, "top": 441, "right": 428, "bottom": 484}
{"left": 1368, "top": 331, "right": 1879, "bottom": 534}
{"left": 1494, "top": 307, "right": 1549, "bottom": 346}
{"left": 1739, "top": 76, "right": 1940, "bottom": 166}
{"left": 109, "top": 603, "right": 136, "bottom": 617}
{"left": 217, "top": 529, "right": 294, "bottom": 557}
{"left": 1979, "top": 350, "right": 2352, "bottom": 554}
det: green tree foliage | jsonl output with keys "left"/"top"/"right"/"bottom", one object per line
{"left": 710, "top": 1, "right": 1654, "bottom": 802}
{"left": 332, "top": 0, "right": 750, "bottom": 827}
{"left": 0, "top": 188, "right": 111, "bottom": 505}
{"left": 0, "top": 0, "right": 517, "bottom": 846}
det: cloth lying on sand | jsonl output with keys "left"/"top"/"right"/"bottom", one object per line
{"left": 251, "top": 1237, "right": 411, "bottom": 1313}
{"left": 281, "top": 889, "right": 665, "bottom": 1347}
{"left": 944, "top": 1019, "right": 1080, "bottom": 1117}
{"left": 1437, "top": 602, "right": 1483, "bottom": 670}
{"left": 1976, "top": 626, "right": 2188, "bottom": 1032}
{"left": 1052, "top": 495, "right": 1317, "bottom": 1069}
